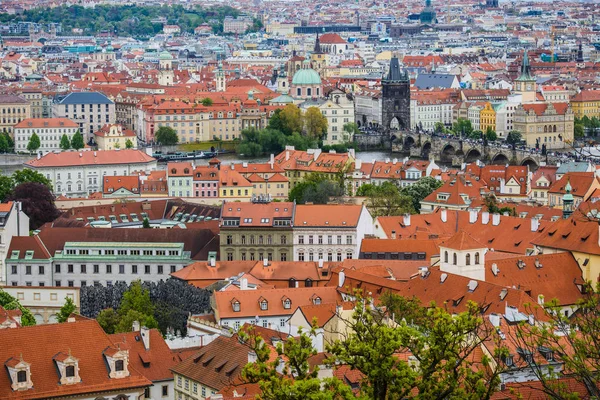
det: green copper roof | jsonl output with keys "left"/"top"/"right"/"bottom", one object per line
{"left": 292, "top": 68, "right": 322, "bottom": 86}
{"left": 563, "top": 179, "right": 574, "bottom": 201}
{"left": 159, "top": 50, "right": 173, "bottom": 60}
{"left": 516, "top": 51, "right": 534, "bottom": 82}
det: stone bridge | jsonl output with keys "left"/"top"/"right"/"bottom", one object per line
{"left": 391, "top": 131, "right": 560, "bottom": 169}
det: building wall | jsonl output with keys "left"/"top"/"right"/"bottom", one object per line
{"left": 571, "top": 99, "right": 600, "bottom": 119}
{"left": 14, "top": 123, "right": 78, "bottom": 153}
{"left": 0, "top": 203, "right": 29, "bottom": 284}
{"left": 220, "top": 228, "right": 294, "bottom": 261}
{"left": 25, "top": 159, "right": 157, "bottom": 198}
{"left": 0, "top": 100, "right": 30, "bottom": 136}
{"left": 53, "top": 102, "right": 116, "bottom": 142}
{"left": 2, "top": 286, "right": 80, "bottom": 324}
{"left": 173, "top": 373, "right": 217, "bottom": 400}
{"left": 513, "top": 106, "right": 574, "bottom": 150}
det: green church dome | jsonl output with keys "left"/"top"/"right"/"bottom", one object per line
{"left": 292, "top": 68, "right": 322, "bottom": 86}
{"left": 159, "top": 50, "right": 173, "bottom": 60}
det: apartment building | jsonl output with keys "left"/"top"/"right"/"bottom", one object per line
{"left": 0, "top": 94, "right": 31, "bottom": 136}
{"left": 93, "top": 123, "right": 137, "bottom": 150}
{"left": 6, "top": 226, "right": 218, "bottom": 287}
{"left": 53, "top": 92, "right": 116, "bottom": 142}
{"left": 14, "top": 117, "right": 79, "bottom": 153}
{"left": 292, "top": 204, "right": 373, "bottom": 262}
{"left": 219, "top": 201, "right": 294, "bottom": 261}
{"left": 167, "top": 162, "right": 193, "bottom": 198}
{"left": 24, "top": 149, "right": 157, "bottom": 197}
{"left": 299, "top": 88, "right": 355, "bottom": 145}
{"left": 513, "top": 102, "right": 574, "bottom": 149}
{"left": 20, "top": 89, "right": 51, "bottom": 119}
{"left": 223, "top": 16, "right": 253, "bottom": 34}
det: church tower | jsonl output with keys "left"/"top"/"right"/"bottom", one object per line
{"left": 420, "top": 0, "right": 436, "bottom": 24}
{"left": 381, "top": 56, "right": 411, "bottom": 132}
{"left": 215, "top": 63, "right": 226, "bottom": 92}
{"left": 310, "top": 33, "right": 327, "bottom": 73}
{"left": 562, "top": 180, "right": 574, "bottom": 219}
{"left": 514, "top": 51, "right": 536, "bottom": 103}
{"left": 576, "top": 42, "right": 585, "bottom": 69}
{"left": 158, "top": 50, "right": 174, "bottom": 86}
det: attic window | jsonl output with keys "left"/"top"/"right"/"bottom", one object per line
{"left": 313, "top": 297, "right": 322, "bottom": 305}
{"left": 232, "top": 301, "right": 240, "bottom": 312}
{"left": 283, "top": 298, "right": 291, "bottom": 309}
{"left": 260, "top": 300, "right": 268, "bottom": 310}
{"left": 581, "top": 234, "right": 590, "bottom": 242}
{"left": 171, "top": 168, "right": 176, "bottom": 174}
{"left": 115, "top": 360, "right": 124, "bottom": 371}
{"left": 17, "top": 370, "right": 27, "bottom": 383}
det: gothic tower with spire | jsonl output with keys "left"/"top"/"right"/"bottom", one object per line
{"left": 381, "top": 56, "right": 411, "bottom": 133}
{"left": 514, "top": 51, "right": 536, "bottom": 103}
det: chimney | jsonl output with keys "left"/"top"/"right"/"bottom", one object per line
{"left": 467, "top": 280, "right": 478, "bottom": 292}
{"left": 285, "top": 150, "right": 290, "bottom": 161}
{"left": 37, "top": 152, "right": 41, "bottom": 160}
{"left": 355, "top": 159, "right": 362, "bottom": 170}
{"left": 489, "top": 313, "right": 500, "bottom": 327}
{"left": 481, "top": 211, "right": 490, "bottom": 225}
{"left": 440, "top": 208, "right": 447, "bottom": 223}
{"left": 391, "top": 230, "right": 396, "bottom": 240}
{"left": 537, "top": 294, "right": 545, "bottom": 305}
{"left": 338, "top": 271, "right": 346, "bottom": 287}
{"left": 440, "top": 273, "right": 448, "bottom": 283}
{"left": 469, "top": 210, "right": 477, "bottom": 224}
{"left": 230, "top": 164, "right": 235, "bottom": 170}
{"left": 248, "top": 351, "right": 258, "bottom": 364}
{"left": 240, "top": 277, "right": 248, "bottom": 290}
{"left": 318, "top": 259, "right": 324, "bottom": 268}
{"left": 403, "top": 213, "right": 411, "bottom": 226}
{"left": 531, "top": 217, "right": 539, "bottom": 232}
{"left": 492, "top": 213, "right": 500, "bottom": 226}
{"left": 140, "top": 326, "right": 150, "bottom": 350}
{"left": 263, "top": 258, "right": 269, "bottom": 267}
{"left": 419, "top": 266, "right": 429, "bottom": 277}
{"left": 392, "top": 158, "right": 397, "bottom": 165}
{"left": 132, "top": 320, "right": 140, "bottom": 332}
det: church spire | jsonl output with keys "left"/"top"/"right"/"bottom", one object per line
{"left": 314, "top": 33, "right": 322, "bottom": 54}
{"left": 562, "top": 179, "right": 574, "bottom": 219}
{"left": 516, "top": 50, "right": 534, "bottom": 81}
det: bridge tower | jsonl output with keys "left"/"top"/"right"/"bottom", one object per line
{"left": 381, "top": 56, "right": 411, "bottom": 134}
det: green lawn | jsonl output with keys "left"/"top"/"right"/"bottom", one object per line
{"left": 178, "top": 141, "right": 238, "bottom": 152}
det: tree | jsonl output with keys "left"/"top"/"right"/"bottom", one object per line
{"left": 119, "top": 280, "right": 154, "bottom": 317}
{"left": 57, "top": 297, "right": 77, "bottom": 323}
{"left": 0, "top": 133, "right": 8, "bottom": 153}
{"left": 303, "top": 107, "right": 328, "bottom": 140}
{"left": 574, "top": 123, "right": 585, "bottom": 138}
{"left": 327, "top": 294, "right": 506, "bottom": 400}
{"left": 26, "top": 132, "right": 41, "bottom": 152}
{"left": 116, "top": 309, "right": 159, "bottom": 333}
{"left": 362, "top": 181, "right": 415, "bottom": 217}
{"left": 142, "top": 217, "right": 151, "bottom": 228}
{"left": 434, "top": 121, "right": 448, "bottom": 134}
{"left": 12, "top": 169, "right": 51, "bottom": 188}
{"left": 125, "top": 139, "right": 134, "bottom": 149}
{"left": 510, "top": 282, "right": 600, "bottom": 399}
{"left": 469, "top": 130, "right": 483, "bottom": 140}
{"left": 400, "top": 176, "right": 443, "bottom": 213}
{"left": 483, "top": 194, "right": 516, "bottom": 216}
{"left": 452, "top": 118, "right": 473, "bottom": 137}
{"left": 241, "top": 326, "right": 354, "bottom": 400}
{"left": 113, "top": 141, "right": 121, "bottom": 149}
{"left": 7, "top": 182, "right": 60, "bottom": 230}
{"left": 0, "top": 289, "right": 36, "bottom": 326}
{"left": 70, "top": 131, "right": 85, "bottom": 150}
{"left": 279, "top": 104, "right": 303, "bottom": 135}
{"left": 485, "top": 126, "right": 497, "bottom": 142}
{"left": 155, "top": 126, "right": 179, "bottom": 145}
{"left": 343, "top": 122, "right": 360, "bottom": 138}
{"left": 60, "top": 134, "right": 71, "bottom": 150}
{"left": 200, "top": 97, "right": 213, "bottom": 106}
{"left": 96, "top": 308, "right": 120, "bottom": 334}
{"left": 288, "top": 174, "right": 344, "bottom": 204}
{"left": 0, "top": 176, "right": 14, "bottom": 202}
{"left": 506, "top": 130, "right": 522, "bottom": 148}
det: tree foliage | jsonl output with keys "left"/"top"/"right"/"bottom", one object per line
{"left": 277, "top": 105, "right": 303, "bottom": 135}
{"left": 155, "top": 126, "right": 179, "bottom": 145}
{"left": 506, "top": 130, "right": 522, "bottom": 148}
{"left": 452, "top": 118, "right": 473, "bottom": 137}
{"left": 241, "top": 326, "right": 355, "bottom": 400}
{"left": 358, "top": 182, "right": 414, "bottom": 216}
{"left": 0, "top": 4, "right": 249, "bottom": 36}
{"left": 81, "top": 279, "right": 211, "bottom": 335}
{"left": 288, "top": 173, "right": 344, "bottom": 204}
{"left": 60, "top": 134, "right": 71, "bottom": 151}
{"left": 0, "top": 289, "right": 36, "bottom": 326}
{"left": 400, "top": 176, "right": 443, "bottom": 213}
{"left": 26, "top": 132, "right": 41, "bottom": 152}
{"left": 125, "top": 139, "right": 134, "bottom": 149}
{"left": 326, "top": 294, "right": 506, "bottom": 400}
{"left": 12, "top": 169, "right": 51, "bottom": 188}
{"left": 57, "top": 296, "right": 78, "bottom": 323}
{"left": 483, "top": 194, "right": 516, "bottom": 216}
{"left": 70, "top": 131, "right": 85, "bottom": 150}
{"left": 236, "top": 127, "right": 318, "bottom": 157}
{"left": 7, "top": 182, "right": 60, "bottom": 230}
{"left": 485, "top": 126, "right": 498, "bottom": 142}
{"left": 201, "top": 97, "right": 213, "bottom": 106}
{"left": 303, "top": 107, "right": 328, "bottom": 139}
{"left": 142, "top": 217, "right": 151, "bottom": 228}
{"left": 96, "top": 308, "right": 120, "bottom": 334}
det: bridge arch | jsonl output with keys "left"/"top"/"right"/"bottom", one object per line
{"left": 441, "top": 144, "right": 456, "bottom": 163}
{"left": 404, "top": 135, "right": 415, "bottom": 150}
{"left": 465, "top": 148, "right": 482, "bottom": 163}
{"left": 521, "top": 157, "right": 539, "bottom": 171}
{"left": 422, "top": 142, "right": 432, "bottom": 158}
{"left": 491, "top": 152, "right": 510, "bottom": 165}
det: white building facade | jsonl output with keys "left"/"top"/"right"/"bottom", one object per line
{"left": 13, "top": 118, "right": 79, "bottom": 154}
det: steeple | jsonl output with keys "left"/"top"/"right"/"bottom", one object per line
{"left": 385, "top": 56, "right": 409, "bottom": 82}
{"left": 516, "top": 51, "right": 534, "bottom": 82}
{"left": 576, "top": 42, "right": 584, "bottom": 63}
{"left": 314, "top": 33, "right": 322, "bottom": 54}
{"left": 562, "top": 179, "right": 574, "bottom": 219}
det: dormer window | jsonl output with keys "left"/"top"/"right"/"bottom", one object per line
{"left": 283, "top": 298, "right": 291, "bottom": 309}
{"left": 232, "top": 299, "right": 240, "bottom": 312}
{"left": 103, "top": 347, "right": 130, "bottom": 379}
{"left": 260, "top": 299, "right": 268, "bottom": 310}
{"left": 313, "top": 296, "right": 321, "bottom": 305}
{"left": 5, "top": 356, "right": 33, "bottom": 391}
{"left": 53, "top": 351, "right": 81, "bottom": 385}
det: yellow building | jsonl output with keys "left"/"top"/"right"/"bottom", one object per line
{"left": 513, "top": 103, "right": 574, "bottom": 149}
{"left": 93, "top": 124, "right": 137, "bottom": 150}
{"left": 479, "top": 102, "right": 496, "bottom": 133}
{"left": 219, "top": 166, "right": 253, "bottom": 199}
{"left": 570, "top": 90, "right": 600, "bottom": 119}
{"left": 0, "top": 94, "right": 31, "bottom": 136}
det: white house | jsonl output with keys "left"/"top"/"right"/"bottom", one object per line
{"left": 0, "top": 201, "right": 29, "bottom": 285}
{"left": 13, "top": 118, "right": 79, "bottom": 154}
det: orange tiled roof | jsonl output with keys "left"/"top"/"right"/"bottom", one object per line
{"left": 25, "top": 149, "right": 155, "bottom": 168}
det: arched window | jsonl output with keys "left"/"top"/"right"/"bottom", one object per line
{"left": 307, "top": 88, "right": 312, "bottom": 97}
{"left": 259, "top": 235, "right": 264, "bottom": 244}
{"left": 444, "top": 251, "right": 448, "bottom": 263}
{"left": 267, "top": 235, "right": 272, "bottom": 245}
{"left": 466, "top": 253, "right": 471, "bottom": 266}
{"left": 544, "top": 125, "right": 548, "bottom": 133}
{"left": 475, "top": 252, "right": 480, "bottom": 264}
{"left": 289, "top": 278, "right": 296, "bottom": 288}
{"left": 297, "top": 88, "right": 302, "bottom": 96}
{"left": 453, "top": 253, "right": 457, "bottom": 265}
{"left": 305, "top": 278, "right": 313, "bottom": 287}
{"left": 553, "top": 125, "right": 557, "bottom": 132}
